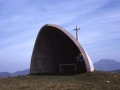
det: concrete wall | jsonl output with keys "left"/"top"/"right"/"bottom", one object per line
{"left": 30, "top": 24, "right": 94, "bottom": 74}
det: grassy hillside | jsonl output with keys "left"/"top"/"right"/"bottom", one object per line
{"left": 0, "top": 71, "right": 120, "bottom": 90}
{"left": 111, "top": 69, "right": 120, "bottom": 73}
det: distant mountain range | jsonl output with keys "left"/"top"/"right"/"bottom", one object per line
{"left": 0, "top": 69, "right": 29, "bottom": 78}
{"left": 0, "top": 72, "right": 12, "bottom": 78}
{"left": 0, "top": 59, "right": 120, "bottom": 78}
{"left": 94, "top": 59, "right": 120, "bottom": 71}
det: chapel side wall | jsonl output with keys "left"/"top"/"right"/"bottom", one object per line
{"left": 30, "top": 24, "right": 94, "bottom": 73}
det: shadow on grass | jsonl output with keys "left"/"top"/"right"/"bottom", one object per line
{"left": 29, "top": 72, "right": 87, "bottom": 76}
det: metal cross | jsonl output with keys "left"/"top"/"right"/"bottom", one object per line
{"left": 74, "top": 26, "right": 80, "bottom": 41}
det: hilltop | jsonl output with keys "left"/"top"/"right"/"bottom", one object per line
{"left": 0, "top": 69, "right": 29, "bottom": 78}
{"left": 0, "top": 71, "right": 120, "bottom": 90}
{"left": 1, "top": 59, "right": 120, "bottom": 78}
{"left": 94, "top": 59, "right": 120, "bottom": 71}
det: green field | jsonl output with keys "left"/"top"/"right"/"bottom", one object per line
{"left": 0, "top": 71, "right": 120, "bottom": 90}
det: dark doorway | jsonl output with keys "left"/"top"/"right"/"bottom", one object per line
{"left": 60, "top": 64, "right": 76, "bottom": 74}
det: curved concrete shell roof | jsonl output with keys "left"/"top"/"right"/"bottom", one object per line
{"left": 30, "top": 24, "right": 94, "bottom": 74}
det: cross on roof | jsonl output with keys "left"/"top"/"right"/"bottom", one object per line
{"left": 74, "top": 26, "right": 80, "bottom": 41}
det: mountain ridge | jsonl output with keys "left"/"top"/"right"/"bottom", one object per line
{"left": 0, "top": 69, "right": 30, "bottom": 78}
{"left": 94, "top": 59, "right": 120, "bottom": 71}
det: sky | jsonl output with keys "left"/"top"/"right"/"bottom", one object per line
{"left": 0, "top": 0, "right": 120, "bottom": 73}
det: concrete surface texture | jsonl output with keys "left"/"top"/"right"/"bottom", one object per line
{"left": 30, "top": 24, "right": 94, "bottom": 74}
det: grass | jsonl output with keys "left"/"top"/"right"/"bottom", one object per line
{"left": 0, "top": 71, "right": 120, "bottom": 90}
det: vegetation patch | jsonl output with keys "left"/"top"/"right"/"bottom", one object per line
{"left": 0, "top": 71, "right": 120, "bottom": 90}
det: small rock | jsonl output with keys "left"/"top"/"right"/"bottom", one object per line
{"left": 26, "top": 75, "right": 29, "bottom": 77}
{"left": 105, "top": 81, "right": 110, "bottom": 84}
